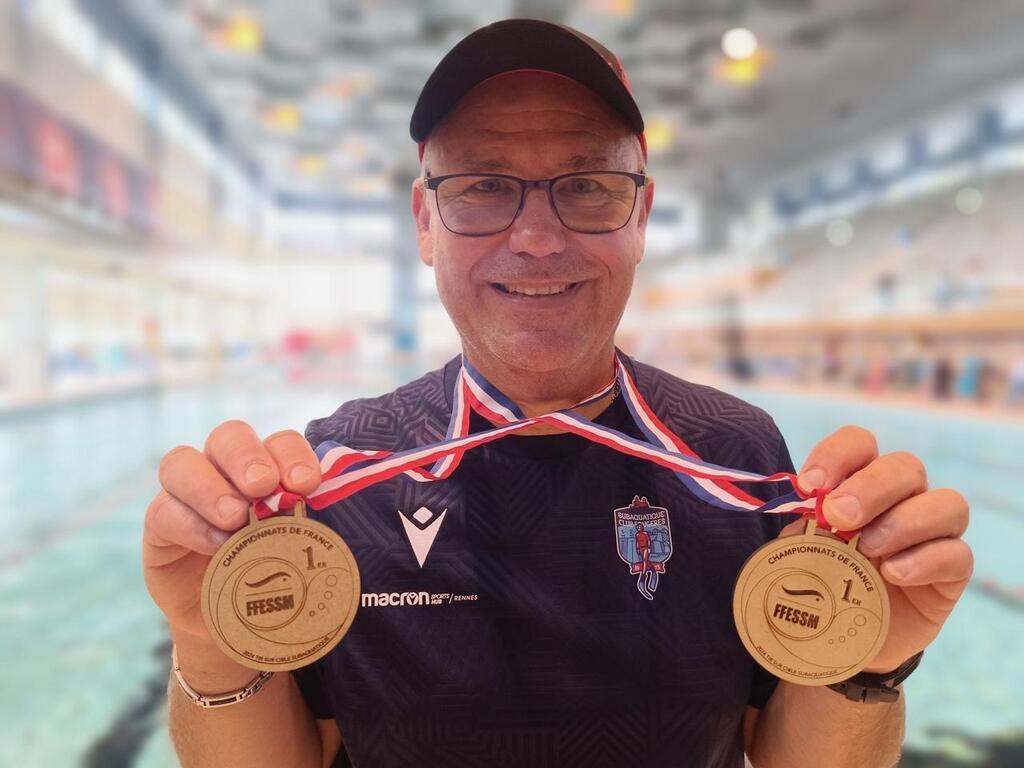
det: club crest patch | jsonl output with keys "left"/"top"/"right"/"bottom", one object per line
{"left": 614, "top": 495, "right": 673, "bottom": 600}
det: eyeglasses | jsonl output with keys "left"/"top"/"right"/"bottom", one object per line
{"left": 424, "top": 171, "right": 647, "bottom": 236}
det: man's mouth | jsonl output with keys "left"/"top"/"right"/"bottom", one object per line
{"left": 491, "top": 282, "right": 580, "bottom": 297}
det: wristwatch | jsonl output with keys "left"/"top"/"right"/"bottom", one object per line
{"left": 826, "top": 651, "right": 924, "bottom": 703}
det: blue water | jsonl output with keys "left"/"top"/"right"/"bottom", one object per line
{"left": 0, "top": 377, "right": 1021, "bottom": 765}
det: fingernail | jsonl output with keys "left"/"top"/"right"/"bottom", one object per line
{"left": 217, "top": 496, "right": 248, "bottom": 523}
{"left": 289, "top": 466, "right": 315, "bottom": 487}
{"left": 825, "top": 495, "right": 861, "bottom": 529}
{"left": 245, "top": 462, "right": 273, "bottom": 485}
{"left": 859, "top": 524, "right": 887, "bottom": 553}
{"left": 798, "top": 467, "right": 827, "bottom": 493}
{"left": 208, "top": 527, "right": 231, "bottom": 546}
{"left": 885, "top": 554, "right": 913, "bottom": 581}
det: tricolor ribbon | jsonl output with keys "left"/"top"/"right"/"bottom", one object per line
{"left": 256, "top": 354, "right": 838, "bottom": 535}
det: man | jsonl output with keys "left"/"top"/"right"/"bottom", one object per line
{"left": 145, "top": 19, "right": 972, "bottom": 768}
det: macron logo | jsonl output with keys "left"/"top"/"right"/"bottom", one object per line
{"left": 399, "top": 507, "right": 447, "bottom": 568}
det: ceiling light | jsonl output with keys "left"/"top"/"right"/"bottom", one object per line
{"left": 954, "top": 187, "right": 983, "bottom": 215}
{"left": 721, "top": 28, "right": 758, "bottom": 61}
{"left": 583, "top": 0, "right": 636, "bottom": 17}
{"left": 715, "top": 53, "right": 765, "bottom": 85}
{"left": 262, "top": 103, "right": 301, "bottom": 132}
{"left": 221, "top": 11, "right": 262, "bottom": 52}
{"left": 644, "top": 117, "right": 675, "bottom": 153}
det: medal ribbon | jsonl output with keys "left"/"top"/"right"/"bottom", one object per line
{"left": 255, "top": 353, "right": 837, "bottom": 534}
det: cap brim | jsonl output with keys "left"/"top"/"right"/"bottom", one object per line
{"left": 410, "top": 19, "right": 644, "bottom": 142}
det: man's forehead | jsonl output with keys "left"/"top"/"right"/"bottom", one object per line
{"left": 426, "top": 129, "right": 639, "bottom": 173}
{"left": 425, "top": 130, "right": 641, "bottom": 176}
{"left": 451, "top": 148, "right": 618, "bottom": 174}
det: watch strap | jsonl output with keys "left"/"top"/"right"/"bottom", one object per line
{"left": 826, "top": 651, "right": 924, "bottom": 703}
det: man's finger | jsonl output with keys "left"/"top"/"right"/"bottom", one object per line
{"left": 777, "top": 517, "right": 806, "bottom": 538}
{"left": 796, "top": 425, "right": 878, "bottom": 494}
{"left": 821, "top": 450, "right": 929, "bottom": 531}
{"left": 158, "top": 445, "right": 252, "bottom": 530}
{"left": 145, "top": 490, "right": 231, "bottom": 557}
{"left": 264, "top": 430, "right": 322, "bottom": 494}
{"left": 880, "top": 537, "right": 974, "bottom": 588}
{"left": 858, "top": 488, "right": 969, "bottom": 558}
{"left": 204, "top": 420, "right": 281, "bottom": 499}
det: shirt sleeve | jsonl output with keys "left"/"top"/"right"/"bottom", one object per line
{"left": 291, "top": 661, "right": 334, "bottom": 720}
{"left": 747, "top": 424, "right": 799, "bottom": 709}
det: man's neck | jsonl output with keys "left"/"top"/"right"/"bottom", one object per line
{"left": 462, "top": 343, "right": 619, "bottom": 435}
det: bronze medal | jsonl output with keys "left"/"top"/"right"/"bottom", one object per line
{"left": 732, "top": 518, "right": 890, "bottom": 686}
{"left": 201, "top": 500, "right": 360, "bottom": 672}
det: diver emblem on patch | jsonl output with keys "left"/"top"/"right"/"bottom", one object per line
{"left": 614, "top": 495, "right": 673, "bottom": 600}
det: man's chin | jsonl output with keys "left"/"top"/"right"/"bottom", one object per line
{"left": 481, "top": 332, "right": 596, "bottom": 373}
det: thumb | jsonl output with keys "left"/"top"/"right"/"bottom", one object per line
{"left": 777, "top": 516, "right": 806, "bottom": 539}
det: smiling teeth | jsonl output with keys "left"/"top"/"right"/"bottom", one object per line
{"left": 500, "top": 283, "right": 573, "bottom": 296}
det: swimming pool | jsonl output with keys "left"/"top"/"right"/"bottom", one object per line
{"left": 1, "top": 375, "right": 1020, "bottom": 766}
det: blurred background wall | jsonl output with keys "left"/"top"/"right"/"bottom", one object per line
{"left": 0, "top": 1, "right": 1022, "bottom": 766}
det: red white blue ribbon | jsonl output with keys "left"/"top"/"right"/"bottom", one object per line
{"left": 256, "top": 354, "right": 829, "bottom": 528}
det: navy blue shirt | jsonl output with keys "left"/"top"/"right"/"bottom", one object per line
{"left": 294, "top": 354, "right": 796, "bottom": 767}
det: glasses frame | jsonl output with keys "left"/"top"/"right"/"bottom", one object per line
{"left": 424, "top": 170, "right": 648, "bottom": 236}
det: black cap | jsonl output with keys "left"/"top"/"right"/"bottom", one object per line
{"left": 410, "top": 19, "right": 645, "bottom": 146}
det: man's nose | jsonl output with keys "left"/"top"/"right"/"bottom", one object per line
{"left": 506, "top": 187, "right": 567, "bottom": 257}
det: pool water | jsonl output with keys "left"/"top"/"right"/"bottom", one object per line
{"left": 1, "top": 377, "right": 1020, "bottom": 766}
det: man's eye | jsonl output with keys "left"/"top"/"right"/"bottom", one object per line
{"left": 471, "top": 179, "right": 510, "bottom": 193}
{"left": 567, "top": 178, "right": 599, "bottom": 193}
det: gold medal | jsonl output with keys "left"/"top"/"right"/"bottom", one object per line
{"left": 732, "top": 518, "right": 889, "bottom": 686}
{"left": 201, "top": 500, "right": 360, "bottom": 672}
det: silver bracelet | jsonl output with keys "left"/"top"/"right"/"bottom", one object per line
{"left": 172, "top": 644, "right": 274, "bottom": 708}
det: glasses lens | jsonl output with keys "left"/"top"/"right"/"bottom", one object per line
{"left": 435, "top": 175, "right": 522, "bottom": 235}
{"left": 552, "top": 173, "right": 639, "bottom": 233}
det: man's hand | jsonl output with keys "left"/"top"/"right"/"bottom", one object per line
{"left": 787, "top": 425, "right": 972, "bottom": 672}
{"left": 144, "top": 421, "right": 322, "bottom": 643}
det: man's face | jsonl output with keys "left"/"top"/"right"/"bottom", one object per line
{"left": 412, "top": 72, "right": 655, "bottom": 374}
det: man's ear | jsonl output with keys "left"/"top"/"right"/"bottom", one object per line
{"left": 411, "top": 177, "right": 435, "bottom": 267}
{"left": 637, "top": 175, "right": 655, "bottom": 232}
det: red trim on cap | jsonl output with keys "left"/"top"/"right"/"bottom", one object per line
{"left": 609, "top": 52, "right": 632, "bottom": 91}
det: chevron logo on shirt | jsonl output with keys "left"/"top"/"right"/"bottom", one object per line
{"left": 399, "top": 506, "right": 447, "bottom": 568}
